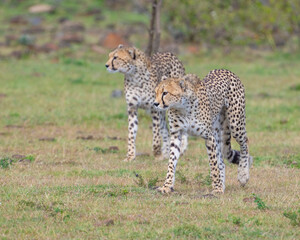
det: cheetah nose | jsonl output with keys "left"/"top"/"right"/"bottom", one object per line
{"left": 154, "top": 102, "right": 159, "bottom": 107}
{"left": 105, "top": 64, "right": 109, "bottom": 68}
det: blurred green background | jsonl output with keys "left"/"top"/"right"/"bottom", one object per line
{"left": 1, "top": 0, "right": 300, "bottom": 57}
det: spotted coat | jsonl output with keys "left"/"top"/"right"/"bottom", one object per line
{"left": 154, "top": 70, "right": 252, "bottom": 193}
{"left": 105, "top": 45, "right": 186, "bottom": 161}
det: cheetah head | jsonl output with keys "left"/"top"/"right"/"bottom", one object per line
{"left": 105, "top": 44, "right": 137, "bottom": 74}
{"left": 154, "top": 77, "right": 187, "bottom": 110}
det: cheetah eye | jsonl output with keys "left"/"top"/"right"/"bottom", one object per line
{"left": 113, "top": 56, "right": 117, "bottom": 60}
{"left": 162, "top": 91, "right": 168, "bottom": 96}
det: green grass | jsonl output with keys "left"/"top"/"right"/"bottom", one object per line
{"left": 0, "top": 1, "right": 300, "bottom": 237}
{"left": 0, "top": 51, "right": 299, "bottom": 239}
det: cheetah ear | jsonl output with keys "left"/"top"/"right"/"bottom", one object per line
{"left": 183, "top": 74, "right": 191, "bottom": 81}
{"left": 183, "top": 74, "right": 199, "bottom": 82}
{"left": 179, "top": 80, "right": 187, "bottom": 91}
{"left": 161, "top": 75, "right": 168, "bottom": 81}
{"left": 118, "top": 44, "right": 124, "bottom": 49}
{"left": 127, "top": 48, "right": 136, "bottom": 60}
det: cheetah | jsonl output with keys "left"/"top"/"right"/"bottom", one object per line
{"left": 154, "top": 70, "right": 253, "bottom": 194}
{"left": 105, "top": 45, "right": 187, "bottom": 162}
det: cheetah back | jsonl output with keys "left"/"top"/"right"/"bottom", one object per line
{"left": 151, "top": 52, "right": 185, "bottom": 83}
{"left": 203, "top": 69, "right": 245, "bottom": 121}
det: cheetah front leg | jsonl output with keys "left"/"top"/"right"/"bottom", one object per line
{"left": 205, "top": 135, "right": 224, "bottom": 194}
{"left": 180, "top": 132, "right": 188, "bottom": 155}
{"left": 125, "top": 107, "right": 138, "bottom": 162}
{"left": 157, "top": 130, "right": 181, "bottom": 194}
{"left": 159, "top": 111, "right": 170, "bottom": 159}
{"left": 151, "top": 109, "right": 163, "bottom": 160}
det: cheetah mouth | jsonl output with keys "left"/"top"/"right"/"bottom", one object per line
{"left": 158, "top": 104, "right": 169, "bottom": 110}
{"left": 154, "top": 105, "right": 166, "bottom": 110}
{"left": 106, "top": 68, "right": 119, "bottom": 73}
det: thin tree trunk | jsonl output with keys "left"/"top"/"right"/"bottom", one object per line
{"left": 153, "top": 0, "right": 162, "bottom": 53}
{"left": 146, "top": 0, "right": 162, "bottom": 56}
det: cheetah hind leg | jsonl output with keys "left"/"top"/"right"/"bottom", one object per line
{"left": 227, "top": 150, "right": 253, "bottom": 167}
{"left": 220, "top": 107, "right": 252, "bottom": 167}
{"left": 226, "top": 108, "right": 251, "bottom": 186}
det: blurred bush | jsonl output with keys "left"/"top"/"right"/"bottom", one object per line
{"left": 2, "top": 0, "right": 300, "bottom": 51}
{"left": 163, "top": 0, "right": 300, "bottom": 49}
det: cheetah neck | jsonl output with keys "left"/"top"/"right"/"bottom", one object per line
{"left": 170, "top": 96, "right": 196, "bottom": 115}
{"left": 124, "top": 53, "right": 152, "bottom": 85}
{"left": 173, "top": 81, "right": 205, "bottom": 114}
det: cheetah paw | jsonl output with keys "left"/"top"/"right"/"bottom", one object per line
{"left": 155, "top": 154, "right": 165, "bottom": 161}
{"left": 156, "top": 186, "right": 174, "bottom": 194}
{"left": 162, "top": 153, "right": 169, "bottom": 160}
{"left": 123, "top": 156, "right": 135, "bottom": 162}
{"left": 211, "top": 188, "right": 224, "bottom": 195}
{"left": 238, "top": 168, "right": 249, "bottom": 186}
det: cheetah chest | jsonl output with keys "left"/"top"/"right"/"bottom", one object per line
{"left": 125, "top": 82, "right": 155, "bottom": 110}
{"left": 184, "top": 108, "right": 210, "bottom": 138}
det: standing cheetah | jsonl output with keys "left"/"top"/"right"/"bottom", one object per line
{"left": 105, "top": 45, "right": 187, "bottom": 162}
{"left": 154, "top": 70, "right": 253, "bottom": 193}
